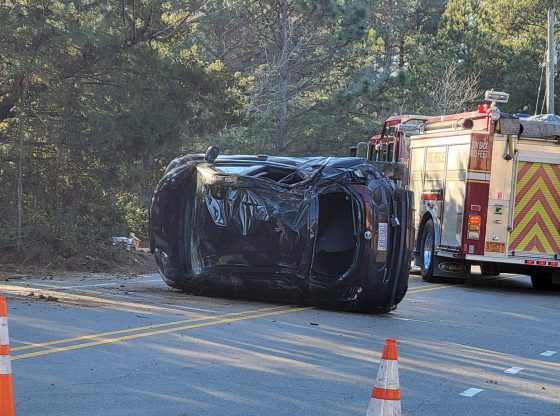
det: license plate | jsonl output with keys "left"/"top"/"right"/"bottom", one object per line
{"left": 485, "top": 241, "right": 505, "bottom": 253}
{"left": 377, "top": 223, "right": 388, "bottom": 251}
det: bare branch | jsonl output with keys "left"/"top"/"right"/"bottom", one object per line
{"left": 429, "top": 61, "right": 482, "bottom": 114}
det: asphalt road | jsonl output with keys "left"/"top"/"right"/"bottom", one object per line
{"left": 1, "top": 270, "right": 559, "bottom": 416}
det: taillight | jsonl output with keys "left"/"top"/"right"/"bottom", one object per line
{"left": 467, "top": 215, "right": 481, "bottom": 240}
{"left": 524, "top": 260, "right": 558, "bottom": 266}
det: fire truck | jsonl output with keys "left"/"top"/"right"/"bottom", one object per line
{"left": 364, "top": 91, "right": 560, "bottom": 290}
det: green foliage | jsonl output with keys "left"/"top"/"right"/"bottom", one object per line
{"left": 0, "top": 0, "right": 246, "bottom": 253}
{"left": 194, "top": 0, "right": 374, "bottom": 154}
{"left": 0, "top": 0, "right": 558, "bottom": 256}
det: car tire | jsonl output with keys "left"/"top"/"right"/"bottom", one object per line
{"left": 158, "top": 170, "right": 198, "bottom": 292}
{"left": 419, "top": 219, "right": 436, "bottom": 282}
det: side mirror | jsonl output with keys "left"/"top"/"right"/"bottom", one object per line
{"left": 349, "top": 146, "right": 357, "bottom": 157}
{"left": 205, "top": 146, "right": 220, "bottom": 163}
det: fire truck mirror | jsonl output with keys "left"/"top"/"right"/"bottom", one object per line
{"left": 204, "top": 145, "right": 220, "bottom": 163}
{"left": 352, "top": 142, "right": 369, "bottom": 158}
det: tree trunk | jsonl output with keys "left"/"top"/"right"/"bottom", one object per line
{"left": 141, "top": 153, "right": 155, "bottom": 202}
{"left": 399, "top": 36, "right": 405, "bottom": 68}
{"left": 383, "top": 0, "right": 394, "bottom": 75}
{"left": 275, "top": 0, "right": 289, "bottom": 153}
{"left": 16, "top": 93, "right": 24, "bottom": 253}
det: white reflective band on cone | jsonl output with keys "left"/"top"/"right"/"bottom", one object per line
{"left": 0, "top": 317, "right": 9, "bottom": 345}
{"left": 367, "top": 398, "right": 402, "bottom": 416}
{"left": 0, "top": 355, "right": 11, "bottom": 375}
{"left": 376, "top": 361, "right": 400, "bottom": 390}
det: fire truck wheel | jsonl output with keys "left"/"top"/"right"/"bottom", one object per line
{"left": 531, "top": 274, "right": 560, "bottom": 291}
{"left": 419, "top": 219, "right": 436, "bottom": 282}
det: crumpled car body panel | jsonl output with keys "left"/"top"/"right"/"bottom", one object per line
{"left": 150, "top": 154, "right": 414, "bottom": 313}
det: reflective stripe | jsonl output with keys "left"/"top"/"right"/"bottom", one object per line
{"left": 375, "top": 360, "right": 400, "bottom": 390}
{"left": 0, "top": 346, "right": 9, "bottom": 356}
{"left": 510, "top": 161, "right": 560, "bottom": 254}
{"left": 466, "top": 172, "right": 491, "bottom": 182}
{"left": 366, "top": 397, "right": 402, "bottom": 416}
{"left": 0, "top": 356, "right": 11, "bottom": 375}
{"left": 0, "top": 317, "right": 9, "bottom": 346}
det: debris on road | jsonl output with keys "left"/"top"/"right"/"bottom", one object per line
{"left": 111, "top": 233, "right": 141, "bottom": 251}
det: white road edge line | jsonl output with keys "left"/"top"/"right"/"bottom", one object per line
{"left": 504, "top": 367, "right": 524, "bottom": 374}
{"left": 459, "top": 388, "right": 484, "bottom": 397}
{"left": 540, "top": 351, "right": 557, "bottom": 357}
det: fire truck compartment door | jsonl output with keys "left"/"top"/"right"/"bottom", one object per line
{"left": 440, "top": 144, "right": 469, "bottom": 248}
{"left": 485, "top": 135, "right": 513, "bottom": 258}
{"left": 509, "top": 143, "right": 560, "bottom": 257}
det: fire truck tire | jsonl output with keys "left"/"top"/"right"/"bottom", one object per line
{"left": 531, "top": 274, "right": 560, "bottom": 291}
{"left": 419, "top": 219, "right": 436, "bottom": 282}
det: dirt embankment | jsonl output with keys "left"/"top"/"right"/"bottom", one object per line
{"left": 0, "top": 243, "right": 158, "bottom": 279}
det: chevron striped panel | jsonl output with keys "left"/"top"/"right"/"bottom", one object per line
{"left": 509, "top": 161, "right": 560, "bottom": 254}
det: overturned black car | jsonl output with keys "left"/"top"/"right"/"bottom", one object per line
{"left": 150, "top": 147, "right": 414, "bottom": 313}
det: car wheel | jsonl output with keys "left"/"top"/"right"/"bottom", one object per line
{"left": 419, "top": 219, "right": 436, "bottom": 282}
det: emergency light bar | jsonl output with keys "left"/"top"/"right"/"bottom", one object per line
{"left": 485, "top": 89, "right": 509, "bottom": 103}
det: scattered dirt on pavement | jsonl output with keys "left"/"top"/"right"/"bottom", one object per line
{"left": 0, "top": 243, "right": 158, "bottom": 279}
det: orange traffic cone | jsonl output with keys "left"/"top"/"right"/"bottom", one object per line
{"left": 0, "top": 296, "right": 15, "bottom": 416}
{"left": 366, "top": 338, "right": 401, "bottom": 416}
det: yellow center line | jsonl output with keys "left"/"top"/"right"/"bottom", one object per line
{"left": 12, "top": 306, "right": 312, "bottom": 361}
{"left": 11, "top": 305, "right": 294, "bottom": 352}
{"left": 8, "top": 274, "right": 519, "bottom": 360}
{"left": 408, "top": 285, "right": 453, "bottom": 294}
